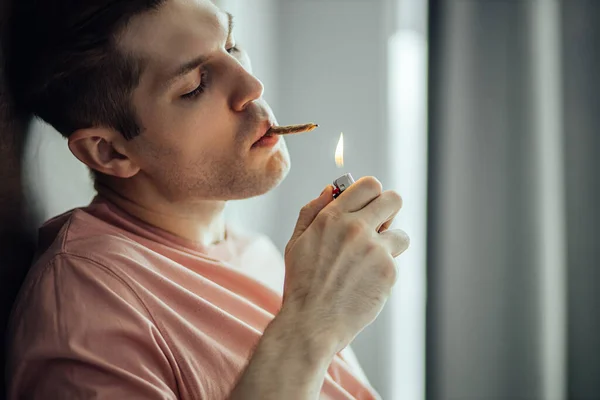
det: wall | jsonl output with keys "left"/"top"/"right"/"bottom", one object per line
{"left": 273, "top": 0, "right": 394, "bottom": 396}
{"left": 217, "top": 0, "right": 281, "bottom": 236}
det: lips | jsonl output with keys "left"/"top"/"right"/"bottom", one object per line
{"left": 252, "top": 121, "right": 276, "bottom": 145}
{"left": 250, "top": 121, "right": 281, "bottom": 149}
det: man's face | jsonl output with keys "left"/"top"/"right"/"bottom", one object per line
{"left": 119, "top": 0, "right": 290, "bottom": 201}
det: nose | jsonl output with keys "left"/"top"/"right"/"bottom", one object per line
{"left": 230, "top": 62, "right": 264, "bottom": 112}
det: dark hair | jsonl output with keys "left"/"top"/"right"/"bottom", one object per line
{"left": 6, "top": 0, "right": 167, "bottom": 140}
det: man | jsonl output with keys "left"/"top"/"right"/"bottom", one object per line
{"left": 5, "top": 0, "right": 409, "bottom": 398}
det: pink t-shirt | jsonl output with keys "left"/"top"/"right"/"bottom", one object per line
{"left": 7, "top": 196, "right": 380, "bottom": 399}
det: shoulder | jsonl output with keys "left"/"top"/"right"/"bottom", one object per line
{"left": 7, "top": 252, "right": 159, "bottom": 365}
{"left": 7, "top": 252, "right": 153, "bottom": 362}
{"left": 36, "top": 204, "right": 137, "bottom": 258}
{"left": 6, "top": 253, "right": 178, "bottom": 399}
{"left": 35, "top": 206, "right": 160, "bottom": 283}
{"left": 12, "top": 252, "right": 150, "bottom": 329}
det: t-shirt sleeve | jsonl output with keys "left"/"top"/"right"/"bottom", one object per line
{"left": 7, "top": 254, "right": 179, "bottom": 399}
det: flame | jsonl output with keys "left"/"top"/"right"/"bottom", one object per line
{"left": 335, "top": 132, "right": 344, "bottom": 168}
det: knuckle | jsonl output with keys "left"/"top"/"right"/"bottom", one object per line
{"left": 361, "top": 238, "right": 387, "bottom": 261}
{"left": 312, "top": 214, "right": 327, "bottom": 231}
{"left": 316, "top": 208, "right": 341, "bottom": 228}
{"left": 345, "top": 219, "right": 368, "bottom": 239}
{"left": 379, "top": 258, "right": 398, "bottom": 284}
{"left": 385, "top": 190, "right": 403, "bottom": 208}
{"left": 284, "top": 242, "right": 293, "bottom": 256}
{"left": 364, "top": 240, "right": 380, "bottom": 255}
{"left": 298, "top": 204, "right": 312, "bottom": 218}
{"left": 359, "top": 176, "right": 383, "bottom": 195}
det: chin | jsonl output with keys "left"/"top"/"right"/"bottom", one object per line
{"left": 254, "top": 161, "right": 291, "bottom": 198}
{"left": 268, "top": 160, "right": 291, "bottom": 190}
{"left": 239, "top": 151, "right": 291, "bottom": 200}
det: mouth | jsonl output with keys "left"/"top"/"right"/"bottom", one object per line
{"left": 251, "top": 121, "right": 280, "bottom": 149}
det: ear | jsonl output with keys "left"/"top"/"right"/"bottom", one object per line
{"left": 68, "top": 128, "right": 141, "bottom": 178}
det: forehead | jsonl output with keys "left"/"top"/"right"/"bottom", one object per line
{"left": 119, "top": 0, "right": 226, "bottom": 80}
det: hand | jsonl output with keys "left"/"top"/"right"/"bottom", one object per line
{"left": 282, "top": 177, "right": 409, "bottom": 355}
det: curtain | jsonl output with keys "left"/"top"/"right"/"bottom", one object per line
{"left": 427, "top": 0, "right": 600, "bottom": 399}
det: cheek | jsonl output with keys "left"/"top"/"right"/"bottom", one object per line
{"left": 156, "top": 109, "right": 217, "bottom": 152}
{"left": 166, "top": 122, "right": 241, "bottom": 169}
{"left": 138, "top": 95, "right": 242, "bottom": 167}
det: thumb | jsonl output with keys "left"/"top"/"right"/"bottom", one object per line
{"left": 289, "top": 185, "right": 333, "bottom": 244}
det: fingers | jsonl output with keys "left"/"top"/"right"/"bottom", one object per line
{"left": 377, "top": 207, "right": 398, "bottom": 233}
{"left": 356, "top": 190, "right": 403, "bottom": 231}
{"left": 333, "top": 176, "right": 383, "bottom": 213}
{"left": 378, "top": 229, "right": 410, "bottom": 258}
{"left": 289, "top": 186, "right": 334, "bottom": 243}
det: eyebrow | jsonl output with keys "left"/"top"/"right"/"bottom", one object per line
{"left": 163, "top": 11, "right": 234, "bottom": 89}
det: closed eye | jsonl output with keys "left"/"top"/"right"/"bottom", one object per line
{"left": 181, "top": 71, "right": 208, "bottom": 100}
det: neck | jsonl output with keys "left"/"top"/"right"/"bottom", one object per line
{"left": 95, "top": 180, "right": 227, "bottom": 247}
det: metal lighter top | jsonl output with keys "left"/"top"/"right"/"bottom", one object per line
{"left": 332, "top": 173, "right": 355, "bottom": 199}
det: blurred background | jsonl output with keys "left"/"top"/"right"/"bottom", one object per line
{"left": 1, "top": 0, "right": 599, "bottom": 399}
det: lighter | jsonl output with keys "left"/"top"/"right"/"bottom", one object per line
{"left": 332, "top": 173, "right": 355, "bottom": 199}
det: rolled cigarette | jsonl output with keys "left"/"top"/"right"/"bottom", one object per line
{"left": 268, "top": 123, "right": 319, "bottom": 135}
